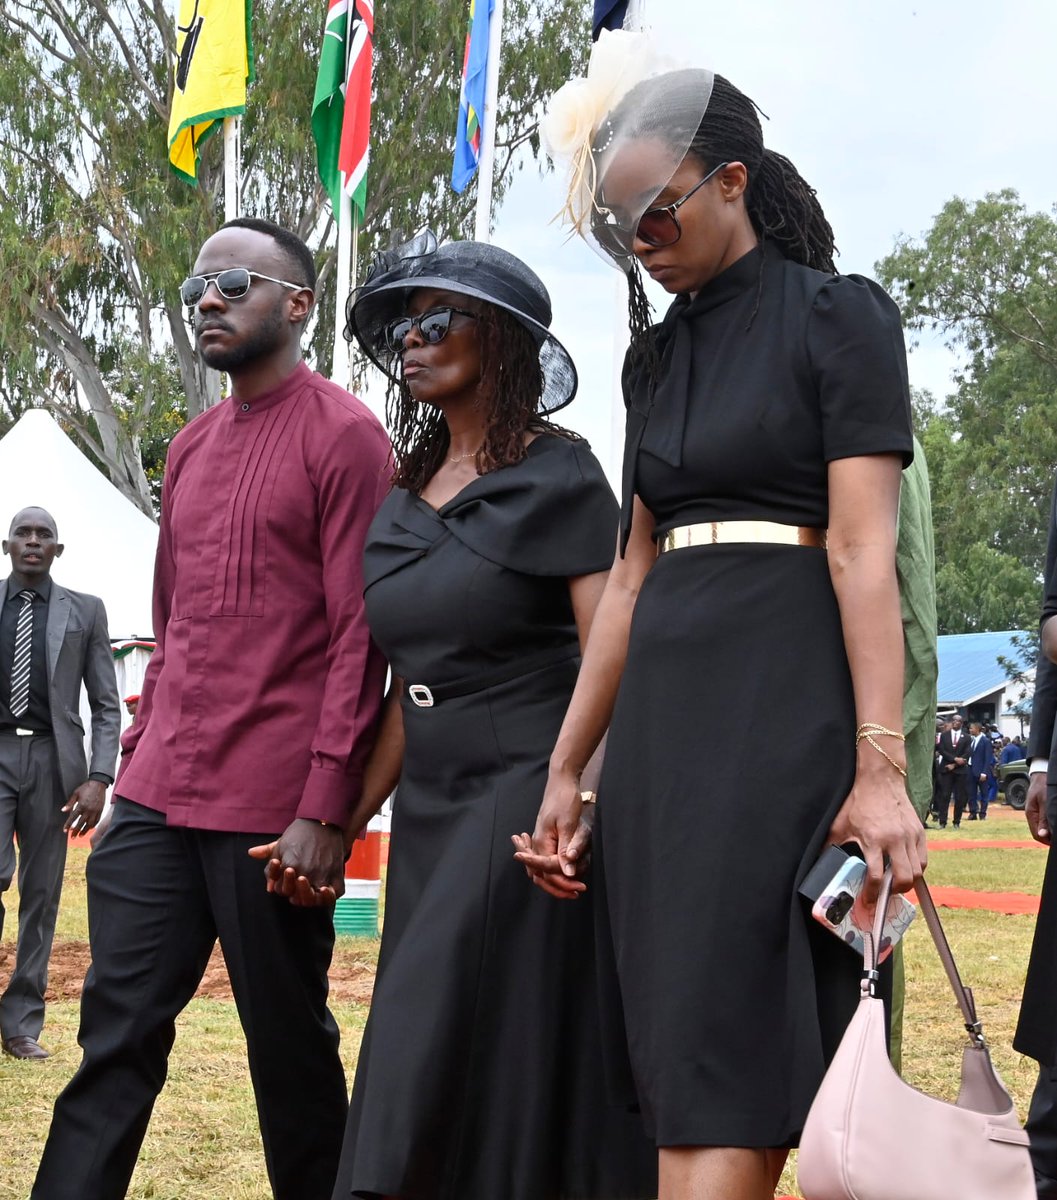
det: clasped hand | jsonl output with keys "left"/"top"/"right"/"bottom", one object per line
{"left": 512, "top": 769, "right": 593, "bottom": 900}
{"left": 247, "top": 818, "right": 347, "bottom": 907}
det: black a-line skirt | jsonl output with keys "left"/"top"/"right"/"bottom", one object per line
{"left": 596, "top": 542, "right": 870, "bottom": 1148}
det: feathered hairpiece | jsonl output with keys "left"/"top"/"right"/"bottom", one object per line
{"left": 540, "top": 30, "right": 714, "bottom": 272}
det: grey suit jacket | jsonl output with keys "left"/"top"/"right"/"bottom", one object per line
{"left": 3, "top": 577, "right": 121, "bottom": 797}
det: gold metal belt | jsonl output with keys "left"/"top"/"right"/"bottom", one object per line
{"left": 660, "top": 521, "right": 828, "bottom": 552}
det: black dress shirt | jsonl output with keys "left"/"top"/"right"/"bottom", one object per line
{"left": 0, "top": 577, "right": 113, "bottom": 785}
{"left": 0, "top": 576, "right": 52, "bottom": 732}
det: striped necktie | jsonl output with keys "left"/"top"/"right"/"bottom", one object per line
{"left": 10, "top": 589, "right": 36, "bottom": 718}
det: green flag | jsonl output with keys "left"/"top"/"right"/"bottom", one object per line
{"left": 313, "top": 0, "right": 373, "bottom": 220}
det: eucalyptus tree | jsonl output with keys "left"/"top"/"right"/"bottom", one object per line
{"left": 0, "top": 0, "right": 586, "bottom": 514}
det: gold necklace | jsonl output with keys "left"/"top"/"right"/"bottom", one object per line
{"left": 448, "top": 449, "right": 479, "bottom": 464}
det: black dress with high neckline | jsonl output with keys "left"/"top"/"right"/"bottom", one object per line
{"left": 599, "top": 243, "right": 914, "bottom": 1147}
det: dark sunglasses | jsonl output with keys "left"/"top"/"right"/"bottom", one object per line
{"left": 384, "top": 306, "right": 478, "bottom": 353}
{"left": 591, "top": 161, "right": 731, "bottom": 257}
{"left": 179, "top": 268, "right": 306, "bottom": 307}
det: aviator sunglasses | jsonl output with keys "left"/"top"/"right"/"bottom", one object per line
{"left": 384, "top": 306, "right": 478, "bottom": 354}
{"left": 179, "top": 268, "right": 306, "bottom": 307}
{"left": 591, "top": 160, "right": 730, "bottom": 257}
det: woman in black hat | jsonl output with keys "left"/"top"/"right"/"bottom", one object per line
{"left": 326, "top": 233, "right": 656, "bottom": 1200}
{"left": 522, "top": 40, "right": 928, "bottom": 1200}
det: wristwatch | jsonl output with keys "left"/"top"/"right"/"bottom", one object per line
{"left": 580, "top": 791, "right": 597, "bottom": 805}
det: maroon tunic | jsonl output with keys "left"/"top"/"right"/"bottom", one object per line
{"left": 116, "top": 361, "right": 392, "bottom": 833}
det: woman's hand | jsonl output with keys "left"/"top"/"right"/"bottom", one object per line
{"left": 514, "top": 768, "right": 593, "bottom": 898}
{"left": 827, "top": 767, "right": 927, "bottom": 903}
{"left": 512, "top": 798, "right": 594, "bottom": 899}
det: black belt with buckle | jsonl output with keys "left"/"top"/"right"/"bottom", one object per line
{"left": 407, "top": 644, "right": 578, "bottom": 708}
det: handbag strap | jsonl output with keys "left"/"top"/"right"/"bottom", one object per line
{"left": 864, "top": 869, "right": 985, "bottom": 1043}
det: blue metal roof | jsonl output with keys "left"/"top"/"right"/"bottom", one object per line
{"left": 936, "top": 630, "right": 1027, "bottom": 705}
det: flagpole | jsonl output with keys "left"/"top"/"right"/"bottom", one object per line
{"left": 332, "top": 191, "right": 354, "bottom": 390}
{"left": 223, "top": 117, "right": 241, "bottom": 221}
{"left": 473, "top": 0, "right": 504, "bottom": 242}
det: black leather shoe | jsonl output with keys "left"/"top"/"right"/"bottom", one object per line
{"left": 2, "top": 1035, "right": 49, "bottom": 1060}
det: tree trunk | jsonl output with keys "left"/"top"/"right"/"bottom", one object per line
{"left": 31, "top": 299, "right": 156, "bottom": 517}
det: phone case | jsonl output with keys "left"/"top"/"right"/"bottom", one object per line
{"left": 806, "top": 849, "right": 916, "bottom": 962}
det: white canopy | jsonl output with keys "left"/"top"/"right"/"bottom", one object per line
{"left": 0, "top": 409, "right": 158, "bottom": 639}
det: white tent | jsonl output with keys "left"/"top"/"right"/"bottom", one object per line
{"left": 0, "top": 409, "right": 158, "bottom": 640}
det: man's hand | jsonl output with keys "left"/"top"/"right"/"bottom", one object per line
{"left": 247, "top": 819, "right": 346, "bottom": 906}
{"left": 62, "top": 780, "right": 107, "bottom": 835}
{"left": 1026, "top": 773, "right": 1051, "bottom": 846}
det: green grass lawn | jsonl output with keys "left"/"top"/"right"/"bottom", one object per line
{"left": 1, "top": 818, "right": 1049, "bottom": 1200}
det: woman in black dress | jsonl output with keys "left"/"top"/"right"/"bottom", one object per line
{"left": 522, "top": 46, "right": 929, "bottom": 1200}
{"left": 323, "top": 234, "right": 656, "bottom": 1200}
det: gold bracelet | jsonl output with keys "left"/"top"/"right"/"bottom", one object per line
{"left": 855, "top": 723, "right": 907, "bottom": 778}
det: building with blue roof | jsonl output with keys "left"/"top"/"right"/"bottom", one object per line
{"left": 936, "top": 629, "right": 1033, "bottom": 735}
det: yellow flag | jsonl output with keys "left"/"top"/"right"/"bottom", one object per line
{"left": 167, "top": 0, "right": 254, "bottom": 185}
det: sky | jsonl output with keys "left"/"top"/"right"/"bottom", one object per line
{"left": 471, "top": 0, "right": 1057, "bottom": 484}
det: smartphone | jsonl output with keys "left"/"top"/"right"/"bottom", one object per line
{"left": 800, "top": 845, "right": 915, "bottom": 963}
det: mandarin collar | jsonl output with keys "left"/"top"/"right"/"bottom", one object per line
{"left": 678, "top": 242, "right": 772, "bottom": 316}
{"left": 230, "top": 360, "right": 312, "bottom": 417}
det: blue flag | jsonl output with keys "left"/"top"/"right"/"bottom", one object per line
{"left": 452, "top": 0, "right": 494, "bottom": 193}
{"left": 592, "top": 0, "right": 629, "bottom": 39}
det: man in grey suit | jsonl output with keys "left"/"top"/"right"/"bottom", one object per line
{"left": 0, "top": 506, "right": 120, "bottom": 1060}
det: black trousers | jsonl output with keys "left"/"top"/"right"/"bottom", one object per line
{"left": 1028, "top": 1062, "right": 1057, "bottom": 1199}
{"left": 935, "top": 769, "right": 970, "bottom": 826}
{"left": 0, "top": 732, "right": 68, "bottom": 1041}
{"left": 32, "top": 799, "right": 347, "bottom": 1200}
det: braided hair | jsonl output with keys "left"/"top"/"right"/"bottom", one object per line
{"left": 608, "top": 70, "right": 836, "bottom": 366}
{"left": 387, "top": 303, "right": 580, "bottom": 494}
{"left": 688, "top": 75, "right": 835, "bottom": 275}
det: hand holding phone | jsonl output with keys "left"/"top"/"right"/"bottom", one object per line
{"left": 800, "top": 845, "right": 915, "bottom": 962}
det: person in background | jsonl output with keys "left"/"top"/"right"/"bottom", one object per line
{"left": 32, "top": 218, "right": 391, "bottom": 1200}
{"left": 122, "top": 695, "right": 139, "bottom": 719}
{"left": 968, "top": 720, "right": 995, "bottom": 821}
{"left": 0, "top": 506, "right": 120, "bottom": 1061}
{"left": 935, "top": 713, "right": 972, "bottom": 827}
{"left": 1004, "top": 735, "right": 1026, "bottom": 766}
{"left": 1017, "top": 473, "right": 1057, "bottom": 1199}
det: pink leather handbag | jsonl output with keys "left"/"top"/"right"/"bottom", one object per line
{"left": 798, "top": 871, "right": 1036, "bottom": 1200}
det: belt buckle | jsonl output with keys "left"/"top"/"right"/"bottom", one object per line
{"left": 15, "top": 727, "right": 34, "bottom": 736}
{"left": 408, "top": 685, "right": 434, "bottom": 708}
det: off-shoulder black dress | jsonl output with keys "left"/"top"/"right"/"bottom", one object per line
{"left": 596, "top": 242, "right": 914, "bottom": 1149}
{"left": 331, "top": 434, "right": 656, "bottom": 1200}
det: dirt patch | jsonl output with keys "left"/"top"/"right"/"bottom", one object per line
{"left": 0, "top": 941, "right": 376, "bottom": 1005}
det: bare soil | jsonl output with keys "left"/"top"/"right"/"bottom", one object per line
{"left": 0, "top": 940, "right": 376, "bottom": 1004}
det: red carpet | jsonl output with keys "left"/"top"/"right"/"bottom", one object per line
{"left": 928, "top": 839, "right": 1043, "bottom": 851}
{"left": 926, "top": 885, "right": 1040, "bottom": 915}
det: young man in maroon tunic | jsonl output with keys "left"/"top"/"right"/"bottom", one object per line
{"left": 33, "top": 219, "right": 391, "bottom": 1200}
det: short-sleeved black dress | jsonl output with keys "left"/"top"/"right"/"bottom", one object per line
{"left": 597, "top": 242, "right": 914, "bottom": 1148}
{"left": 331, "top": 434, "right": 657, "bottom": 1200}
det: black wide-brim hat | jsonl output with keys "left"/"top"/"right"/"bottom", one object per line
{"left": 346, "top": 231, "right": 578, "bottom": 414}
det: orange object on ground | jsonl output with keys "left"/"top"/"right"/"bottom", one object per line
{"left": 926, "top": 885, "right": 1040, "bottom": 916}
{"left": 928, "top": 839, "right": 1043, "bottom": 851}
{"left": 347, "top": 829, "right": 381, "bottom": 879}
